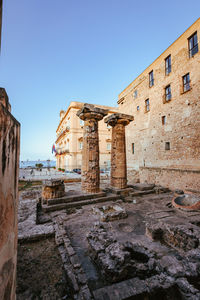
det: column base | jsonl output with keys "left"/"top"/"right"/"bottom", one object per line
{"left": 107, "top": 186, "right": 133, "bottom": 197}
{"left": 111, "top": 177, "right": 127, "bottom": 189}
{"left": 81, "top": 188, "right": 100, "bottom": 194}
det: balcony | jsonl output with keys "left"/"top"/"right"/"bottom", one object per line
{"left": 56, "top": 147, "right": 69, "bottom": 155}
{"left": 56, "top": 126, "right": 70, "bottom": 143}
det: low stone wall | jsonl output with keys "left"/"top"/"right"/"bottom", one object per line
{"left": 139, "top": 166, "right": 200, "bottom": 191}
{"left": 0, "top": 101, "right": 20, "bottom": 300}
{"left": 127, "top": 168, "right": 140, "bottom": 184}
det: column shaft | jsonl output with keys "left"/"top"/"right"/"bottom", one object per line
{"left": 77, "top": 103, "right": 108, "bottom": 193}
{"left": 82, "top": 118, "right": 100, "bottom": 193}
{"left": 111, "top": 121, "right": 127, "bottom": 189}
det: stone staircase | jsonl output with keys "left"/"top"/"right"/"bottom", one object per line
{"left": 42, "top": 192, "right": 121, "bottom": 212}
{"left": 42, "top": 184, "right": 170, "bottom": 213}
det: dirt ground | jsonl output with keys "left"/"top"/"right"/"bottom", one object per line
{"left": 16, "top": 238, "right": 70, "bottom": 300}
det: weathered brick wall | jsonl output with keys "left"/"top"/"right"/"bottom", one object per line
{"left": 127, "top": 168, "right": 139, "bottom": 184}
{"left": 139, "top": 167, "right": 200, "bottom": 191}
{"left": 0, "top": 99, "right": 20, "bottom": 300}
{"left": 118, "top": 19, "right": 200, "bottom": 190}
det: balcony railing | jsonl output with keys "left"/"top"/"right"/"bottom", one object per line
{"left": 56, "top": 126, "right": 70, "bottom": 143}
{"left": 56, "top": 147, "right": 69, "bottom": 155}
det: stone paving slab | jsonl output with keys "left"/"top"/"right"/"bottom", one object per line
{"left": 18, "top": 197, "right": 54, "bottom": 242}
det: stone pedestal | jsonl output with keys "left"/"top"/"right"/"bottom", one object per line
{"left": 77, "top": 104, "right": 108, "bottom": 193}
{"left": 105, "top": 113, "right": 134, "bottom": 189}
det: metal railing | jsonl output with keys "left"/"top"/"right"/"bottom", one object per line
{"left": 56, "top": 147, "right": 69, "bottom": 155}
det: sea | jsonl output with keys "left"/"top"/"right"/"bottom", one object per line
{"left": 20, "top": 160, "right": 56, "bottom": 169}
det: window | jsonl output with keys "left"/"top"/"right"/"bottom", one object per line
{"left": 165, "top": 85, "right": 171, "bottom": 101}
{"left": 132, "top": 143, "right": 134, "bottom": 154}
{"left": 165, "top": 142, "right": 170, "bottom": 150}
{"left": 183, "top": 73, "right": 190, "bottom": 92}
{"left": 165, "top": 55, "right": 171, "bottom": 75}
{"left": 162, "top": 116, "right": 166, "bottom": 125}
{"left": 145, "top": 99, "right": 150, "bottom": 112}
{"left": 137, "top": 105, "right": 140, "bottom": 111}
{"left": 188, "top": 32, "right": 198, "bottom": 57}
{"left": 80, "top": 119, "right": 84, "bottom": 126}
{"left": 66, "top": 119, "right": 70, "bottom": 128}
{"left": 107, "top": 143, "right": 111, "bottom": 151}
{"left": 133, "top": 90, "right": 138, "bottom": 99}
{"left": 79, "top": 142, "right": 83, "bottom": 150}
{"left": 149, "top": 71, "right": 154, "bottom": 87}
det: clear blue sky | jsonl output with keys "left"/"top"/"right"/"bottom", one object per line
{"left": 0, "top": 0, "right": 199, "bottom": 161}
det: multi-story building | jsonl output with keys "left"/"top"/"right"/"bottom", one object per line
{"left": 55, "top": 101, "right": 117, "bottom": 171}
{"left": 118, "top": 18, "right": 200, "bottom": 190}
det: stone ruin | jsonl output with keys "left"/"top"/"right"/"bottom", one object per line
{"left": 76, "top": 105, "right": 134, "bottom": 193}
{"left": 17, "top": 104, "right": 200, "bottom": 299}
{"left": 86, "top": 221, "right": 200, "bottom": 299}
{"left": 42, "top": 179, "right": 65, "bottom": 203}
{"left": 92, "top": 204, "right": 127, "bottom": 222}
{"left": 87, "top": 223, "right": 157, "bottom": 283}
{"left": 18, "top": 176, "right": 200, "bottom": 299}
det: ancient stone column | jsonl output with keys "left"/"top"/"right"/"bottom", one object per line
{"left": 104, "top": 113, "right": 134, "bottom": 189}
{"left": 77, "top": 104, "right": 108, "bottom": 193}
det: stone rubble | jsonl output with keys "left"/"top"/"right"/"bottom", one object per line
{"left": 92, "top": 204, "right": 127, "bottom": 222}
{"left": 87, "top": 222, "right": 200, "bottom": 299}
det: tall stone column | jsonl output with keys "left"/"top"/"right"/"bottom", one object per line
{"left": 77, "top": 104, "right": 108, "bottom": 193}
{"left": 104, "top": 113, "right": 134, "bottom": 189}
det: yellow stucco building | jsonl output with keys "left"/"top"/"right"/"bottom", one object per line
{"left": 56, "top": 101, "right": 117, "bottom": 171}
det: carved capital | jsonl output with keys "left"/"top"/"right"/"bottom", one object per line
{"left": 77, "top": 103, "right": 108, "bottom": 121}
{"left": 104, "top": 113, "right": 134, "bottom": 127}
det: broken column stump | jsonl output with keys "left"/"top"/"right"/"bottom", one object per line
{"left": 42, "top": 179, "right": 65, "bottom": 203}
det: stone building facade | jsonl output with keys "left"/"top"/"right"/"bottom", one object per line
{"left": 118, "top": 18, "right": 200, "bottom": 190}
{"left": 0, "top": 88, "right": 20, "bottom": 299}
{"left": 56, "top": 101, "right": 117, "bottom": 171}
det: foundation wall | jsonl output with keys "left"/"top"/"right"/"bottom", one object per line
{"left": 0, "top": 102, "right": 20, "bottom": 300}
{"left": 139, "top": 167, "right": 200, "bottom": 191}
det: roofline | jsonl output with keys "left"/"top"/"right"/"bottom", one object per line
{"left": 56, "top": 101, "right": 118, "bottom": 133}
{"left": 118, "top": 17, "right": 200, "bottom": 102}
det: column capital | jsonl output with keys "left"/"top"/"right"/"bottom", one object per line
{"left": 77, "top": 103, "right": 108, "bottom": 121}
{"left": 104, "top": 113, "right": 134, "bottom": 127}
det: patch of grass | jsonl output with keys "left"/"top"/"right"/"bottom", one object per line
{"left": 64, "top": 178, "right": 81, "bottom": 183}
{"left": 19, "top": 180, "right": 42, "bottom": 191}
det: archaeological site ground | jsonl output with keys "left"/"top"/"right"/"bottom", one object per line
{"left": 16, "top": 178, "right": 200, "bottom": 299}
